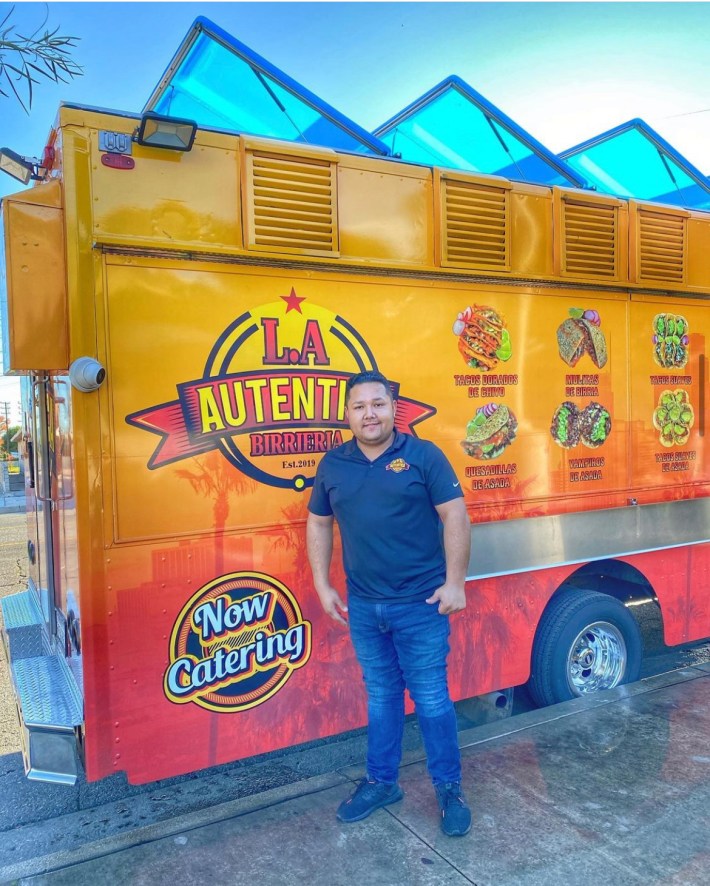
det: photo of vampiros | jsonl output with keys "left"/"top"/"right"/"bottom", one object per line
{"left": 550, "top": 401, "right": 611, "bottom": 450}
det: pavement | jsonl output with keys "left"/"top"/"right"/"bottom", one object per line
{"left": 1, "top": 663, "right": 709, "bottom": 885}
{"left": 0, "top": 486, "right": 25, "bottom": 516}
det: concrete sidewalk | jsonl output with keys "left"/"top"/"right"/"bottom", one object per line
{"left": 3, "top": 664, "right": 710, "bottom": 885}
{"left": 0, "top": 487, "right": 25, "bottom": 515}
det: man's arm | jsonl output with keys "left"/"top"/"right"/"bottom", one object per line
{"left": 426, "top": 497, "right": 471, "bottom": 614}
{"left": 306, "top": 511, "right": 348, "bottom": 626}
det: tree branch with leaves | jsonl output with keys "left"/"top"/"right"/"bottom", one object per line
{"left": 0, "top": 4, "right": 82, "bottom": 112}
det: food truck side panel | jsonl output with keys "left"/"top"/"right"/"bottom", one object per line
{"left": 84, "top": 255, "right": 708, "bottom": 783}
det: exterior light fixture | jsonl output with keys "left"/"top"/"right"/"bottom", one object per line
{"left": 133, "top": 113, "right": 197, "bottom": 152}
{"left": 0, "top": 147, "right": 39, "bottom": 184}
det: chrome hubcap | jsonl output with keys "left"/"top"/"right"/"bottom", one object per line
{"left": 566, "top": 621, "right": 626, "bottom": 695}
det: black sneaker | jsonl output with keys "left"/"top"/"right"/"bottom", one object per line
{"left": 435, "top": 782, "right": 471, "bottom": 836}
{"left": 336, "top": 777, "right": 404, "bottom": 822}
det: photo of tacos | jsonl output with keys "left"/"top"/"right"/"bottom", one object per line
{"left": 556, "top": 308, "right": 607, "bottom": 369}
{"left": 460, "top": 403, "right": 517, "bottom": 460}
{"left": 653, "top": 389, "right": 694, "bottom": 447}
{"left": 453, "top": 305, "right": 512, "bottom": 371}
{"left": 550, "top": 401, "right": 612, "bottom": 449}
{"left": 653, "top": 313, "right": 689, "bottom": 369}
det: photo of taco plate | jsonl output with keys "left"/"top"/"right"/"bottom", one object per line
{"left": 461, "top": 403, "right": 518, "bottom": 460}
{"left": 653, "top": 389, "right": 694, "bottom": 447}
{"left": 551, "top": 401, "right": 611, "bottom": 449}
{"left": 653, "top": 313, "right": 689, "bottom": 369}
{"left": 453, "top": 305, "right": 512, "bottom": 371}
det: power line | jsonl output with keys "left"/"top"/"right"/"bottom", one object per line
{"left": 662, "top": 107, "right": 710, "bottom": 120}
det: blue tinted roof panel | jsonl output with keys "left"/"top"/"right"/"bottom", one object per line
{"left": 561, "top": 120, "right": 710, "bottom": 210}
{"left": 375, "top": 77, "right": 584, "bottom": 187}
{"left": 145, "top": 18, "right": 389, "bottom": 156}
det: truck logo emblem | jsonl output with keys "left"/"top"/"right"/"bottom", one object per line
{"left": 127, "top": 290, "right": 435, "bottom": 491}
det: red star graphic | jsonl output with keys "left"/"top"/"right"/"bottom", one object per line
{"left": 281, "top": 288, "right": 306, "bottom": 314}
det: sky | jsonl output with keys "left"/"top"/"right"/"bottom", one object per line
{"left": 3, "top": 0, "right": 710, "bottom": 418}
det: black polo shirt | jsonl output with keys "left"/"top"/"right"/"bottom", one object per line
{"left": 308, "top": 431, "right": 464, "bottom": 602}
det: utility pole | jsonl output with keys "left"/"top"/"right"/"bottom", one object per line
{"left": 0, "top": 401, "right": 8, "bottom": 493}
{"left": 0, "top": 401, "right": 9, "bottom": 448}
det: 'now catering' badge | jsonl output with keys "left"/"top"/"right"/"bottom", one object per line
{"left": 164, "top": 572, "right": 312, "bottom": 713}
{"left": 127, "top": 289, "right": 435, "bottom": 491}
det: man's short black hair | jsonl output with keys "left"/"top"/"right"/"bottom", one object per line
{"left": 345, "top": 370, "right": 394, "bottom": 404}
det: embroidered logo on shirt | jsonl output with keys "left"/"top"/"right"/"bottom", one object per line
{"left": 386, "top": 458, "right": 410, "bottom": 473}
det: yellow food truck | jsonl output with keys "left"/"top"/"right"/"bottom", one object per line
{"left": 1, "top": 19, "right": 709, "bottom": 787}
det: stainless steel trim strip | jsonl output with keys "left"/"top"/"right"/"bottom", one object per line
{"left": 467, "top": 498, "right": 710, "bottom": 580}
{"left": 96, "top": 245, "right": 710, "bottom": 297}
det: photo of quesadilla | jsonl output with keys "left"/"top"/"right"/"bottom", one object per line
{"left": 460, "top": 403, "right": 518, "bottom": 460}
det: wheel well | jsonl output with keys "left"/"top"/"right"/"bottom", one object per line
{"left": 547, "top": 558, "right": 664, "bottom": 649}
{"left": 559, "top": 558, "right": 657, "bottom": 605}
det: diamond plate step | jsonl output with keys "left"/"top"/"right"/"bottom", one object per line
{"left": 11, "top": 654, "right": 83, "bottom": 727}
{"left": 1, "top": 590, "right": 45, "bottom": 661}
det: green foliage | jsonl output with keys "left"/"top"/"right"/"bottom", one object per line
{"left": 0, "top": 424, "right": 21, "bottom": 458}
{"left": 0, "top": 4, "right": 82, "bottom": 112}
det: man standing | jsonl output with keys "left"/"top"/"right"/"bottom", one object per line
{"left": 307, "top": 370, "right": 472, "bottom": 836}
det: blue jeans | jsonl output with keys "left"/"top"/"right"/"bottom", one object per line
{"left": 348, "top": 594, "right": 461, "bottom": 786}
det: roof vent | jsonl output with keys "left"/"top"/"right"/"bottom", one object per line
{"left": 244, "top": 146, "right": 339, "bottom": 256}
{"left": 635, "top": 207, "right": 686, "bottom": 284}
{"left": 559, "top": 197, "right": 619, "bottom": 279}
{"left": 438, "top": 173, "right": 510, "bottom": 271}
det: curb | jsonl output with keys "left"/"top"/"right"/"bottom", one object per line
{"left": 0, "top": 772, "right": 350, "bottom": 882}
{"left": 0, "top": 498, "right": 26, "bottom": 515}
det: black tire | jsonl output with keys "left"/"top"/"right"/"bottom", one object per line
{"left": 528, "top": 589, "right": 643, "bottom": 708}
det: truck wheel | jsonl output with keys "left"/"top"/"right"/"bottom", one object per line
{"left": 528, "top": 589, "right": 642, "bottom": 708}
